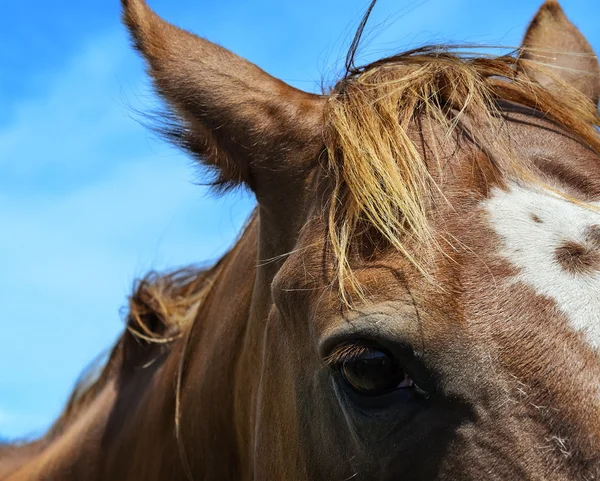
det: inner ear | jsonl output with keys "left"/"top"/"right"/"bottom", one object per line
{"left": 518, "top": 1, "right": 600, "bottom": 106}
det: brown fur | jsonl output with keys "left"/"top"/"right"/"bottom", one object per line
{"left": 555, "top": 240, "right": 600, "bottom": 274}
{"left": 519, "top": 0, "right": 600, "bottom": 105}
{"left": 3, "top": 1, "right": 600, "bottom": 480}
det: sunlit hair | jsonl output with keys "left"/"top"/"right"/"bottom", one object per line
{"left": 127, "top": 267, "right": 215, "bottom": 343}
{"left": 324, "top": 45, "right": 600, "bottom": 305}
{"left": 41, "top": 266, "right": 215, "bottom": 443}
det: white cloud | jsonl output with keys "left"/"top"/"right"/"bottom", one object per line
{"left": 0, "top": 32, "right": 136, "bottom": 174}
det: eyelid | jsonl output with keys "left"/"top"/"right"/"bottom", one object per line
{"left": 317, "top": 306, "right": 419, "bottom": 359}
{"left": 324, "top": 342, "right": 372, "bottom": 368}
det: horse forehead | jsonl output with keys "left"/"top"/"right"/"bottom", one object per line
{"left": 483, "top": 183, "right": 600, "bottom": 350}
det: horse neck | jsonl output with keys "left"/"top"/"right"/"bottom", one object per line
{"left": 171, "top": 215, "right": 262, "bottom": 479}
{"left": 93, "top": 215, "right": 262, "bottom": 481}
{"left": 0, "top": 441, "right": 48, "bottom": 479}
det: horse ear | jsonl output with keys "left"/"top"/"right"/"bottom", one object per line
{"left": 518, "top": 0, "right": 600, "bottom": 105}
{"left": 121, "top": 0, "right": 324, "bottom": 194}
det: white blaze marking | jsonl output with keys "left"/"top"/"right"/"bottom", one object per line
{"left": 484, "top": 184, "right": 600, "bottom": 349}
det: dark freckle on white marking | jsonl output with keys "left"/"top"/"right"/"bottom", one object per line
{"left": 555, "top": 240, "right": 600, "bottom": 274}
{"left": 531, "top": 214, "right": 543, "bottom": 224}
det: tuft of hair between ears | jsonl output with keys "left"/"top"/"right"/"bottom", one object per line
{"left": 324, "top": 46, "right": 600, "bottom": 306}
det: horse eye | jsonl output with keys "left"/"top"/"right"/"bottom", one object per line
{"left": 338, "top": 346, "right": 412, "bottom": 396}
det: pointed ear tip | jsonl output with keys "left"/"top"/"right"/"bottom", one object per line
{"left": 121, "top": 0, "right": 147, "bottom": 11}
{"left": 538, "top": 0, "right": 566, "bottom": 17}
{"left": 121, "top": 0, "right": 160, "bottom": 43}
{"left": 121, "top": 0, "right": 152, "bottom": 25}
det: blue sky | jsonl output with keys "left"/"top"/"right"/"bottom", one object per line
{"left": 1, "top": 0, "right": 598, "bottom": 440}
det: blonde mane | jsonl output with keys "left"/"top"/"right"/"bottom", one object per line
{"left": 41, "top": 266, "right": 217, "bottom": 442}
{"left": 323, "top": 46, "right": 600, "bottom": 304}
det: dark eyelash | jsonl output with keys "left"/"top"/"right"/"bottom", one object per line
{"left": 324, "top": 342, "right": 370, "bottom": 368}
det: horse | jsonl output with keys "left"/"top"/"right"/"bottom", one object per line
{"left": 2, "top": 0, "right": 600, "bottom": 479}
